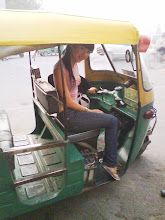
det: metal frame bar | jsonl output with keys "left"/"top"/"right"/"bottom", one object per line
{"left": 58, "top": 45, "right": 67, "bottom": 140}
{"left": 101, "top": 44, "right": 116, "bottom": 72}
{"left": 2, "top": 140, "right": 68, "bottom": 155}
{"left": 12, "top": 168, "right": 66, "bottom": 188}
{"left": 48, "top": 113, "right": 65, "bottom": 129}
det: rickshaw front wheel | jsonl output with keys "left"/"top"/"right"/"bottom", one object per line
{"left": 43, "top": 51, "right": 49, "bottom": 56}
{"left": 136, "top": 136, "right": 151, "bottom": 159}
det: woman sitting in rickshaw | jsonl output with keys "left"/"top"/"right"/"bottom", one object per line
{"left": 53, "top": 44, "right": 120, "bottom": 180}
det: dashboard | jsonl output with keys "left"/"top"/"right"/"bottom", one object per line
{"left": 89, "top": 86, "right": 138, "bottom": 121}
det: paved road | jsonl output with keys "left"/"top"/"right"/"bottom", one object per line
{"left": 1, "top": 51, "right": 165, "bottom": 220}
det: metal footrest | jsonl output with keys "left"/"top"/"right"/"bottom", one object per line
{"left": 13, "top": 168, "right": 66, "bottom": 187}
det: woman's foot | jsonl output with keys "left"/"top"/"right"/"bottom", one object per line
{"left": 103, "top": 165, "right": 120, "bottom": 181}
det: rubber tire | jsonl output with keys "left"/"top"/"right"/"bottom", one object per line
{"left": 43, "top": 51, "right": 49, "bottom": 56}
{"left": 19, "top": 53, "right": 24, "bottom": 58}
{"left": 136, "top": 136, "right": 151, "bottom": 159}
{"left": 1, "top": 57, "right": 8, "bottom": 61}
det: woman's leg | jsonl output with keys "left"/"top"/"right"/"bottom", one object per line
{"left": 58, "top": 109, "right": 119, "bottom": 168}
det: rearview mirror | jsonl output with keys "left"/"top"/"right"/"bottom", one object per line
{"left": 125, "top": 50, "right": 132, "bottom": 62}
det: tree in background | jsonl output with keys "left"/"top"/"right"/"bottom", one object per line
{"left": 6, "top": 0, "right": 43, "bottom": 10}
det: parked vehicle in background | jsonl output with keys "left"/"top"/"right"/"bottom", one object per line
{"left": 96, "top": 44, "right": 133, "bottom": 61}
{"left": 1, "top": 53, "right": 24, "bottom": 61}
{"left": 39, "top": 46, "right": 65, "bottom": 56}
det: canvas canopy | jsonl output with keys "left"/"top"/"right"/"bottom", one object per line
{"left": 0, "top": 10, "right": 139, "bottom": 58}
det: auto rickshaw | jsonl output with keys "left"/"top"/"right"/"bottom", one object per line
{"left": 0, "top": 10, "right": 157, "bottom": 219}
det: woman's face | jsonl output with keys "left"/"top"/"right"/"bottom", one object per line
{"left": 71, "top": 45, "right": 92, "bottom": 63}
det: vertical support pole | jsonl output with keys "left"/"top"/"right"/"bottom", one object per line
{"left": 29, "top": 52, "right": 35, "bottom": 98}
{"left": 58, "top": 45, "right": 67, "bottom": 140}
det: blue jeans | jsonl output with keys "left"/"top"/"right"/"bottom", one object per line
{"left": 58, "top": 109, "right": 119, "bottom": 167}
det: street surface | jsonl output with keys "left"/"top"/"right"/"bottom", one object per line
{"left": 0, "top": 50, "right": 165, "bottom": 220}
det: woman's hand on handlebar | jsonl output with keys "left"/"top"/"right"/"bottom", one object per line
{"left": 87, "top": 87, "right": 98, "bottom": 94}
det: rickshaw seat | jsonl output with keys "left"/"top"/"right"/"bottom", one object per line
{"left": 34, "top": 79, "right": 60, "bottom": 114}
{"left": 48, "top": 74, "right": 91, "bottom": 94}
{"left": 0, "top": 110, "right": 15, "bottom": 170}
{"left": 31, "top": 65, "right": 41, "bottom": 79}
{"left": 34, "top": 79, "right": 99, "bottom": 143}
{"left": 67, "top": 129, "right": 100, "bottom": 143}
{"left": 48, "top": 74, "right": 54, "bottom": 87}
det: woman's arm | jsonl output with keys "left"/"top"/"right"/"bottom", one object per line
{"left": 53, "top": 68, "right": 103, "bottom": 113}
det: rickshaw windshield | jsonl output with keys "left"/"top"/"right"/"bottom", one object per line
{"left": 139, "top": 53, "right": 153, "bottom": 91}
{"left": 90, "top": 44, "right": 137, "bottom": 78}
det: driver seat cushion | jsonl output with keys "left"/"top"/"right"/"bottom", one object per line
{"left": 48, "top": 74, "right": 91, "bottom": 94}
{"left": 0, "top": 110, "right": 14, "bottom": 170}
{"left": 67, "top": 129, "right": 100, "bottom": 143}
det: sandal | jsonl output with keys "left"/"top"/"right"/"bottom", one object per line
{"left": 103, "top": 165, "right": 120, "bottom": 181}
{"left": 117, "top": 162, "right": 124, "bottom": 171}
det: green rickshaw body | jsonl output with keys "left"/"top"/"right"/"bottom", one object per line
{"left": 0, "top": 10, "right": 156, "bottom": 218}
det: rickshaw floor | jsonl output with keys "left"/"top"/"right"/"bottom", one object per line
{"left": 13, "top": 134, "right": 65, "bottom": 201}
{"left": 95, "top": 163, "right": 115, "bottom": 184}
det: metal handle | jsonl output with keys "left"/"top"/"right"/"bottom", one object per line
{"left": 2, "top": 140, "right": 68, "bottom": 155}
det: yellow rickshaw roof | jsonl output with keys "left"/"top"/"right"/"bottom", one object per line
{"left": 0, "top": 10, "right": 139, "bottom": 46}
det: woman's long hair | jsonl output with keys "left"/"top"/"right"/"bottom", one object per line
{"left": 62, "top": 45, "right": 74, "bottom": 83}
{"left": 62, "top": 44, "right": 94, "bottom": 85}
